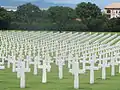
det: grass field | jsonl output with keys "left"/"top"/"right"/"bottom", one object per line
{"left": 0, "top": 63, "right": 120, "bottom": 90}
{"left": 0, "top": 31, "right": 120, "bottom": 90}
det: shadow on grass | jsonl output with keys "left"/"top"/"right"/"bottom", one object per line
{"left": 81, "top": 81, "right": 105, "bottom": 85}
{"left": 96, "top": 77, "right": 111, "bottom": 80}
{"left": 8, "top": 86, "right": 31, "bottom": 89}
{"left": 67, "top": 87, "right": 92, "bottom": 90}
{"left": 0, "top": 80, "right": 5, "bottom": 82}
{"left": 80, "top": 87, "right": 92, "bottom": 90}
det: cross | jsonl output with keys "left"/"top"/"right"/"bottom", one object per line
{"left": 115, "top": 51, "right": 120, "bottom": 73}
{"left": 67, "top": 53, "right": 73, "bottom": 69}
{"left": 110, "top": 51, "right": 116, "bottom": 76}
{"left": 11, "top": 56, "right": 16, "bottom": 72}
{"left": 55, "top": 54, "right": 65, "bottom": 79}
{"left": 33, "top": 56, "right": 39, "bottom": 75}
{"left": 7, "top": 55, "right": 11, "bottom": 68}
{"left": 69, "top": 55, "right": 85, "bottom": 89}
{"left": 80, "top": 54, "right": 87, "bottom": 73}
{"left": 15, "top": 58, "right": 30, "bottom": 88}
{"left": 15, "top": 58, "right": 22, "bottom": 78}
{"left": 33, "top": 46, "right": 36, "bottom": 57}
{"left": 44, "top": 53, "right": 53, "bottom": 72}
{"left": 86, "top": 55, "right": 99, "bottom": 84}
{"left": 24, "top": 49, "right": 28, "bottom": 56}
{"left": 99, "top": 53, "right": 110, "bottom": 80}
{"left": 24, "top": 56, "right": 31, "bottom": 72}
{"left": 38, "top": 60, "right": 50, "bottom": 83}
{"left": 0, "top": 54, "right": 5, "bottom": 70}
{"left": 19, "top": 61, "right": 28, "bottom": 88}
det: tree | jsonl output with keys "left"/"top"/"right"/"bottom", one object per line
{"left": 48, "top": 6, "right": 77, "bottom": 31}
{"left": 75, "top": 2, "right": 102, "bottom": 20}
{"left": 15, "top": 3, "right": 42, "bottom": 24}
{"left": 86, "top": 18, "right": 104, "bottom": 31}
{"left": 104, "top": 18, "right": 120, "bottom": 32}
{"left": 75, "top": 2, "right": 104, "bottom": 31}
{"left": 65, "top": 20, "right": 88, "bottom": 31}
{"left": 0, "top": 7, "right": 11, "bottom": 30}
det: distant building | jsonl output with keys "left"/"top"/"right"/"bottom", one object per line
{"left": 75, "top": 18, "right": 81, "bottom": 21}
{"left": 40, "top": 8, "right": 48, "bottom": 10}
{"left": 104, "top": 3, "right": 120, "bottom": 18}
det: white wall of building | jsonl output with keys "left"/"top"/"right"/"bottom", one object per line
{"left": 104, "top": 9, "right": 120, "bottom": 18}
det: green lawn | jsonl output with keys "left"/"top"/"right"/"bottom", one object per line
{"left": 0, "top": 64, "right": 120, "bottom": 90}
{"left": 0, "top": 31, "right": 120, "bottom": 90}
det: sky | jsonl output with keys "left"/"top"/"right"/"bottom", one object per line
{"left": 18, "top": 0, "right": 120, "bottom": 8}
{"left": 14, "top": 0, "right": 120, "bottom": 4}
{"left": 1, "top": 0, "right": 120, "bottom": 9}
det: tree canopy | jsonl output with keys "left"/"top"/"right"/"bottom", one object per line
{"left": 15, "top": 3, "right": 42, "bottom": 23}
{"left": 0, "top": 7, "right": 11, "bottom": 30}
{"left": 0, "top": 2, "right": 120, "bottom": 32}
{"left": 75, "top": 2, "right": 102, "bottom": 19}
{"left": 47, "top": 6, "right": 77, "bottom": 30}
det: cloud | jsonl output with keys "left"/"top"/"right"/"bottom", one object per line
{"left": 12, "top": 0, "right": 39, "bottom": 2}
{"left": 44, "top": 0, "right": 120, "bottom": 5}
{"left": 44, "top": 0, "right": 80, "bottom": 4}
{"left": 44, "top": 0, "right": 104, "bottom": 4}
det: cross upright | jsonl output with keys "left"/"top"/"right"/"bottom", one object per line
{"left": 69, "top": 55, "right": 85, "bottom": 89}
{"left": 38, "top": 60, "right": 50, "bottom": 83}
{"left": 19, "top": 61, "right": 29, "bottom": 88}
{"left": 55, "top": 54, "right": 65, "bottom": 79}
{"left": 86, "top": 55, "right": 99, "bottom": 84}
{"left": 100, "top": 53, "right": 110, "bottom": 80}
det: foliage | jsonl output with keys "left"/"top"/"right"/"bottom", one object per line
{"left": 104, "top": 18, "right": 120, "bottom": 32}
{"left": 0, "top": 2, "right": 120, "bottom": 32}
{"left": 75, "top": 2, "right": 102, "bottom": 19}
{"left": 47, "top": 6, "right": 77, "bottom": 31}
{"left": 86, "top": 18, "right": 104, "bottom": 32}
{"left": 0, "top": 7, "right": 11, "bottom": 30}
{"left": 15, "top": 3, "right": 42, "bottom": 24}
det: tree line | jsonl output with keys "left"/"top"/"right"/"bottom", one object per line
{"left": 0, "top": 2, "right": 120, "bottom": 32}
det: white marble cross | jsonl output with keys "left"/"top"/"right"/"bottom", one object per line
{"left": 38, "top": 60, "right": 50, "bottom": 83}
{"left": 68, "top": 53, "right": 73, "bottom": 69}
{"left": 80, "top": 54, "right": 87, "bottom": 72}
{"left": 12, "top": 56, "right": 16, "bottom": 72}
{"left": 100, "top": 54, "right": 110, "bottom": 80}
{"left": 56, "top": 56, "right": 65, "bottom": 79}
{"left": 86, "top": 55, "right": 99, "bottom": 84}
{"left": 33, "top": 56, "right": 39, "bottom": 75}
{"left": 25, "top": 56, "right": 31, "bottom": 72}
{"left": 110, "top": 53, "right": 116, "bottom": 76}
{"left": 69, "top": 56, "right": 85, "bottom": 89}
{"left": 7, "top": 55, "right": 11, "bottom": 68}
{"left": 16, "top": 58, "right": 22, "bottom": 78}
{"left": 15, "top": 60, "right": 29, "bottom": 88}
{"left": 44, "top": 55, "right": 52, "bottom": 72}
{"left": 0, "top": 54, "right": 5, "bottom": 69}
{"left": 20, "top": 61, "right": 26, "bottom": 88}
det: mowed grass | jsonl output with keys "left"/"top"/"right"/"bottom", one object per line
{"left": 0, "top": 64, "right": 120, "bottom": 90}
